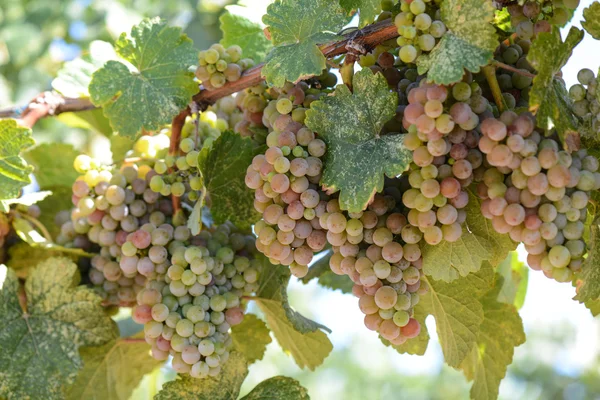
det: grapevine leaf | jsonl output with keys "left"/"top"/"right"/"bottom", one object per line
{"left": 52, "top": 40, "right": 118, "bottom": 98}
{"left": 261, "top": 0, "right": 349, "bottom": 87}
{"left": 110, "top": 134, "right": 135, "bottom": 162}
{"left": 528, "top": 27, "right": 584, "bottom": 149}
{"left": 0, "top": 190, "right": 52, "bottom": 213}
{"left": 220, "top": 5, "right": 272, "bottom": 62}
{"left": 381, "top": 303, "right": 430, "bottom": 356}
{"left": 12, "top": 216, "right": 94, "bottom": 257}
{"left": 7, "top": 242, "right": 73, "bottom": 279}
{"left": 422, "top": 191, "right": 516, "bottom": 281}
{"left": 255, "top": 262, "right": 333, "bottom": 369}
{"left": 0, "top": 259, "right": 117, "bottom": 400}
{"left": 231, "top": 314, "right": 272, "bottom": 364}
{"left": 583, "top": 298, "right": 600, "bottom": 316}
{"left": 494, "top": 8, "right": 512, "bottom": 32}
{"left": 89, "top": 18, "right": 198, "bottom": 138}
{"left": 198, "top": 131, "right": 263, "bottom": 230}
{"left": 37, "top": 186, "right": 73, "bottom": 238}
{"left": 24, "top": 143, "right": 79, "bottom": 189}
{"left": 574, "top": 219, "right": 600, "bottom": 303}
{"left": 582, "top": 1, "right": 600, "bottom": 40}
{"left": 339, "top": 0, "right": 381, "bottom": 27}
{"left": 0, "top": 119, "right": 35, "bottom": 200}
{"left": 496, "top": 252, "right": 529, "bottom": 309}
{"left": 305, "top": 69, "right": 410, "bottom": 212}
{"left": 66, "top": 334, "right": 163, "bottom": 400}
{"left": 417, "top": 0, "right": 497, "bottom": 85}
{"left": 419, "top": 263, "right": 495, "bottom": 367}
{"left": 57, "top": 109, "right": 113, "bottom": 137}
{"left": 241, "top": 376, "right": 310, "bottom": 400}
{"left": 188, "top": 197, "right": 204, "bottom": 236}
{"left": 155, "top": 352, "right": 248, "bottom": 400}
{"left": 460, "top": 276, "right": 526, "bottom": 400}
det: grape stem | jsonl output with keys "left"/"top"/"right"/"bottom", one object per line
{"left": 20, "top": 213, "right": 53, "bottom": 242}
{"left": 482, "top": 65, "right": 507, "bottom": 114}
{"left": 169, "top": 110, "right": 188, "bottom": 214}
{"left": 0, "top": 19, "right": 400, "bottom": 127}
{"left": 341, "top": 56, "right": 356, "bottom": 90}
{"left": 492, "top": 60, "right": 537, "bottom": 78}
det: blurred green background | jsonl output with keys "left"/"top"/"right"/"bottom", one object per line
{"left": 2, "top": 0, "right": 600, "bottom": 399}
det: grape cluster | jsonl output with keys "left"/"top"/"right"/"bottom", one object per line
{"left": 508, "top": 0, "right": 579, "bottom": 40}
{"left": 326, "top": 190, "right": 427, "bottom": 345}
{"left": 401, "top": 82, "right": 487, "bottom": 244}
{"left": 64, "top": 141, "right": 172, "bottom": 305}
{"left": 570, "top": 68, "right": 600, "bottom": 135}
{"left": 132, "top": 223, "right": 259, "bottom": 378}
{"left": 494, "top": 39, "right": 535, "bottom": 109}
{"left": 195, "top": 44, "right": 255, "bottom": 90}
{"left": 477, "top": 112, "right": 600, "bottom": 282}
{"left": 394, "top": 0, "right": 446, "bottom": 64}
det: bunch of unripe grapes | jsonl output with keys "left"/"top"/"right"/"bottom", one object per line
{"left": 132, "top": 223, "right": 259, "bottom": 379}
{"left": 195, "top": 44, "right": 255, "bottom": 90}
{"left": 394, "top": 0, "right": 446, "bottom": 64}
{"left": 476, "top": 111, "right": 600, "bottom": 282}
{"left": 401, "top": 82, "right": 486, "bottom": 244}
{"left": 65, "top": 151, "right": 171, "bottom": 305}
{"left": 326, "top": 191, "right": 426, "bottom": 345}
{"left": 245, "top": 82, "right": 333, "bottom": 277}
{"left": 234, "top": 82, "right": 270, "bottom": 141}
{"left": 208, "top": 95, "right": 244, "bottom": 133}
{"left": 508, "top": 0, "right": 579, "bottom": 40}
{"left": 495, "top": 39, "right": 535, "bottom": 109}
{"left": 570, "top": 68, "right": 599, "bottom": 134}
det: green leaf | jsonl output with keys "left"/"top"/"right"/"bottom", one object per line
{"left": 420, "top": 263, "right": 495, "bottom": 367}
{"left": 417, "top": 0, "right": 497, "bottom": 85}
{"left": 220, "top": 5, "right": 272, "bottom": 62}
{"left": 496, "top": 252, "right": 529, "bottom": 309}
{"left": 0, "top": 190, "right": 52, "bottom": 213}
{"left": 241, "top": 376, "right": 309, "bottom": 400}
{"left": 305, "top": 69, "right": 409, "bottom": 212}
{"left": 381, "top": 303, "right": 430, "bottom": 356}
{"left": 422, "top": 191, "right": 516, "bottom": 281}
{"left": 460, "top": 276, "right": 526, "bottom": 400}
{"left": 261, "top": 0, "right": 349, "bottom": 87}
{"left": 7, "top": 242, "right": 73, "bottom": 279}
{"left": 89, "top": 18, "right": 198, "bottom": 138}
{"left": 67, "top": 336, "right": 163, "bottom": 400}
{"left": 24, "top": 143, "right": 79, "bottom": 189}
{"left": 0, "top": 259, "right": 117, "bottom": 400}
{"left": 52, "top": 40, "right": 118, "bottom": 98}
{"left": 57, "top": 109, "right": 113, "bottom": 137}
{"left": 528, "top": 27, "right": 584, "bottom": 149}
{"left": 231, "top": 314, "right": 272, "bottom": 364}
{"left": 155, "top": 352, "right": 248, "bottom": 400}
{"left": 198, "top": 131, "right": 263, "bottom": 230}
{"left": 0, "top": 119, "right": 35, "bottom": 200}
{"left": 574, "top": 219, "right": 600, "bottom": 303}
{"left": 110, "top": 134, "right": 135, "bottom": 162}
{"left": 255, "top": 262, "right": 333, "bottom": 369}
{"left": 188, "top": 196, "right": 204, "bottom": 236}
{"left": 339, "top": 0, "right": 381, "bottom": 27}
{"left": 494, "top": 8, "right": 512, "bottom": 32}
{"left": 582, "top": 1, "right": 600, "bottom": 40}
{"left": 36, "top": 186, "right": 73, "bottom": 238}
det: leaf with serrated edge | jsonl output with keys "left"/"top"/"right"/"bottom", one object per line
{"left": 528, "top": 27, "right": 583, "bottom": 149}
{"left": 0, "top": 190, "right": 52, "bottom": 213}
{"left": 418, "top": 0, "right": 497, "bottom": 84}
{"left": 67, "top": 334, "right": 162, "bottom": 400}
{"left": 89, "top": 18, "right": 198, "bottom": 138}
{"left": 381, "top": 303, "right": 430, "bottom": 356}
{"left": 0, "top": 259, "right": 116, "bottom": 400}
{"left": 422, "top": 191, "right": 516, "bottom": 281}
{"left": 198, "top": 131, "right": 263, "bottom": 230}
{"left": 24, "top": 143, "right": 79, "bottom": 189}
{"left": 420, "top": 263, "right": 494, "bottom": 367}
{"left": 0, "top": 119, "right": 35, "bottom": 200}
{"left": 460, "top": 276, "right": 526, "bottom": 400}
{"left": 231, "top": 314, "right": 272, "bottom": 364}
{"left": 155, "top": 352, "right": 248, "bottom": 400}
{"left": 261, "top": 0, "right": 348, "bottom": 87}
{"left": 220, "top": 5, "right": 272, "bottom": 62}
{"left": 339, "top": 0, "right": 381, "bottom": 27}
{"left": 583, "top": 2, "right": 600, "bottom": 40}
{"left": 241, "top": 376, "right": 310, "bottom": 400}
{"left": 496, "top": 252, "right": 529, "bottom": 309}
{"left": 305, "top": 69, "right": 410, "bottom": 212}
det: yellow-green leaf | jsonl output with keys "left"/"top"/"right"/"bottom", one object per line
{"left": 0, "top": 119, "right": 35, "bottom": 200}
{"left": 241, "top": 376, "right": 309, "bottom": 400}
{"left": 231, "top": 314, "right": 272, "bottom": 364}
{"left": 24, "top": 143, "right": 80, "bottom": 189}
{"left": 496, "top": 252, "right": 529, "bottom": 309}
{"left": 582, "top": 1, "right": 600, "bottom": 40}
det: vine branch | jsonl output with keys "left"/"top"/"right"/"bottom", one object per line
{"left": 0, "top": 19, "right": 399, "bottom": 127}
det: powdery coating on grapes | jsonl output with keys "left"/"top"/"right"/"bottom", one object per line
{"left": 582, "top": 2, "right": 600, "bottom": 40}
{"left": 0, "top": 260, "right": 116, "bottom": 400}
{"left": 261, "top": 0, "right": 348, "bottom": 87}
{"left": 89, "top": 18, "right": 198, "bottom": 137}
{"left": 0, "top": 119, "right": 35, "bottom": 200}
{"left": 305, "top": 69, "right": 411, "bottom": 213}
{"left": 417, "top": 0, "right": 497, "bottom": 84}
